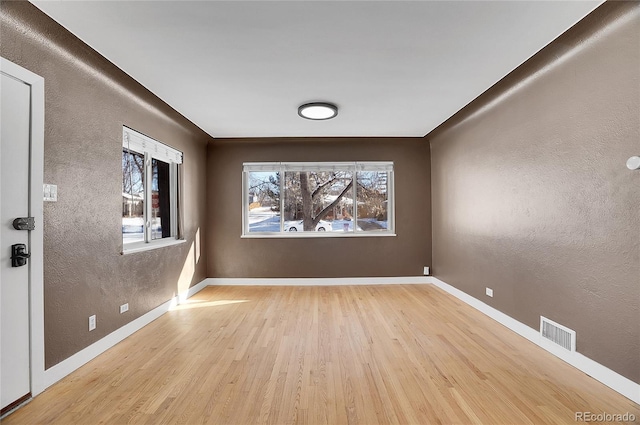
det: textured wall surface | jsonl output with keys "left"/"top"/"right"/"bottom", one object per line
{"left": 2, "top": 0, "right": 636, "bottom": 387}
{"left": 1, "top": 2, "right": 211, "bottom": 368}
{"left": 429, "top": 2, "right": 639, "bottom": 382}
{"left": 207, "top": 138, "right": 431, "bottom": 278}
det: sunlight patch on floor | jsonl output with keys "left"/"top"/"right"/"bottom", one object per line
{"left": 170, "top": 299, "right": 249, "bottom": 311}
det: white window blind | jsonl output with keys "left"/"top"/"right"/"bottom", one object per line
{"left": 282, "top": 162, "right": 355, "bottom": 172}
{"left": 243, "top": 161, "right": 392, "bottom": 172}
{"left": 243, "top": 162, "right": 280, "bottom": 172}
{"left": 123, "top": 126, "right": 183, "bottom": 164}
{"left": 355, "top": 162, "right": 393, "bottom": 172}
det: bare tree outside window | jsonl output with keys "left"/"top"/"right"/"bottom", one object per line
{"left": 245, "top": 162, "right": 394, "bottom": 235}
{"left": 122, "top": 126, "right": 182, "bottom": 249}
{"left": 286, "top": 171, "right": 353, "bottom": 231}
{"left": 122, "top": 150, "right": 145, "bottom": 244}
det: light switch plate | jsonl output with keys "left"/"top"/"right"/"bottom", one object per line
{"left": 43, "top": 184, "right": 58, "bottom": 202}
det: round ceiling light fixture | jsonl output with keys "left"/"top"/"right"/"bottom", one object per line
{"left": 298, "top": 102, "right": 338, "bottom": 120}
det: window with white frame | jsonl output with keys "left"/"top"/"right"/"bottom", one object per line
{"left": 122, "top": 126, "right": 182, "bottom": 250}
{"left": 243, "top": 162, "right": 394, "bottom": 237}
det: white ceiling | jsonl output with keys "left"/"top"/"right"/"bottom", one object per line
{"left": 32, "top": 1, "right": 601, "bottom": 139}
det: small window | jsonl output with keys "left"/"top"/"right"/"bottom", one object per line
{"left": 243, "top": 162, "right": 395, "bottom": 237}
{"left": 122, "top": 127, "right": 182, "bottom": 251}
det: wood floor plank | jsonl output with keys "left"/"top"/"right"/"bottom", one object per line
{"left": 4, "top": 284, "right": 639, "bottom": 424}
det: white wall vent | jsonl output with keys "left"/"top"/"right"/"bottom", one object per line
{"left": 540, "top": 316, "right": 576, "bottom": 352}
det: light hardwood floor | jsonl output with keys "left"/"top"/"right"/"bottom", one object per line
{"left": 4, "top": 285, "right": 639, "bottom": 424}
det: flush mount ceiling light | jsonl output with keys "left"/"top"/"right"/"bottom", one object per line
{"left": 298, "top": 102, "right": 338, "bottom": 120}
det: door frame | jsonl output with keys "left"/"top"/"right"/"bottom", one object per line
{"left": 0, "top": 58, "right": 45, "bottom": 397}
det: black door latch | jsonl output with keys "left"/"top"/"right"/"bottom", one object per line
{"left": 11, "top": 244, "right": 30, "bottom": 267}
{"left": 13, "top": 217, "right": 35, "bottom": 231}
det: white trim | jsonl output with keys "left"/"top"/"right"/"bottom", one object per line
{"left": 176, "top": 276, "right": 210, "bottom": 303}
{"left": 428, "top": 276, "right": 640, "bottom": 405}
{"left": 243, "top": 161, "right": 395, "bottom": 237}
{"left": 0, "top": 58, "right": 46, "bottom": 404}
{"left": 205, "top": 276, "right": 430, "bottom": 286}
{"left": 242, "top": 170, "right": 248, "bottom": 234}
{"left": 244, "top": 162, "right": 395, "bottom": 173}
{"left": 122, "top": 126, "right": 182, "bottom": 164}
{"left": 169, "top": 164, "right": 178, "bottom": 236}
{"left": 241, "top": 232, "right": 396, "bottom": 239}
{"left": 388, "top": 168, "right": 395, "bottom": 235}
{"left": 36, "top": 299, "right": 172, "bottom": 393}
{"left": 121, "top": 237, "right": 186, "bottom": 255}
{"left": 32, "top": 278, "right": 209, "bottom": 395}
{"left": 144, "top": 152, "right": 152, "bottom": 242}
{"left": 24, "top": 268, "right": 639, "bottom": 405}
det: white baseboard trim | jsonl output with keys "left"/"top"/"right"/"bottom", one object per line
{"left": 33, "top": 278, "right": 209, "bottom": 396}
{"left": 428, "top": 276, "right": 640, "bottom": 405}
{"left": 205, "top": 276, "right": 431, "bottom": 286}
{"left": 177, "top": 277, "right": 211, "bottom": 304}
{"left": 33, "top": 276, "right": 638, "bottom": 405}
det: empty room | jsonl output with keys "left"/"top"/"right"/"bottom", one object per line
{"left": 1, "top": 0, "right": 638, "bottom": 424}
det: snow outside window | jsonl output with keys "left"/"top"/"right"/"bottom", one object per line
{"left": 122, "top": 126, "right": 182, "bottom": 251}
{"left": 243, "top": 162, "right": 395, "bottom": 237}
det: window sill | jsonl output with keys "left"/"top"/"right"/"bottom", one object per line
{"left": 121, "top": 238, "right": 186, "bottom": 255}
{"left": 241, "top": 232, "right": 396, "bottom": 239}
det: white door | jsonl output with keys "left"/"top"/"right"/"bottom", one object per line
{"left": 0, "top": 69, "right": 32, "bottom": 411}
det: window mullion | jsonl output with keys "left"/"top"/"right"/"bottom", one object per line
{"left": 242, "top": 161, "right": 394, "bottom": 237}
{"left": 144, "top": 152, "right": 152, "bottom": 243}
{"left": 389, "top": 170, "right": 395, "bottom": 233}
{"left": 170, "top": 164, "right": 177, "bottom": 238}
{"left": 242, "top": 170, "right": 246, "bottom": 235}
{"left": 123, "top": 126, "right": 183, "bottom": 251}
{"left": 352, "top": 164, "right": 358, "bottom": 233}
{"left": 279, "top": 163, "right": 284, "bottom": 233}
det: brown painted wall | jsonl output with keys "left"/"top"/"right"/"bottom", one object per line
{"left": 3, "top": 0, "right": 633, "bottom": 385}
{"left": 429, "top": 2, "right": 639, "bottom": 382}
{"left": 1, "top": 2, "right": 211, "bottom": 368}
{"left": 207, "top": 138, "right": 431, "bottom": 278}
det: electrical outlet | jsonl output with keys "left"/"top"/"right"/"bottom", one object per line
{"left": 423, "top": 266, "right": 430, "bottom": 276}
{"left": 486, "top": 288, "right": 494, "bottom": 297}
{"left": 89, "top": 315, "right": 96, "bottom": 331}
{"left": 120, "top": 303, "right": 129, "bottom": 314}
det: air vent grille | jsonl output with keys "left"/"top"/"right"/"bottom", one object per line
{"left": 540, "top": 316, "right": 576, "bottom": 352}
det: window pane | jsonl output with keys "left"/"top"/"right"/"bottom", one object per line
{"left": 151, "top": 158, "right": 172, "bottom": 240}
{"left": 122, "top": 150, "right": 145, "bottom": 244}
{"left": 356, "top": 171, "right": 389, "bottom": 232}
{"left": 247, "top": 171, "right": 281, "bottom": 233}
{"left": 283, "top": 170, "right": 354, "bottom": 232}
